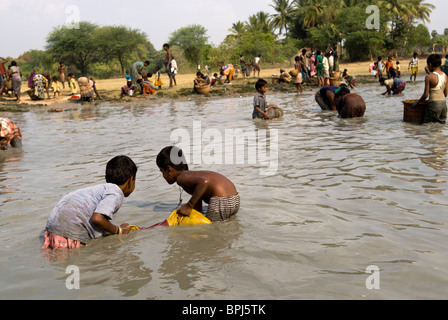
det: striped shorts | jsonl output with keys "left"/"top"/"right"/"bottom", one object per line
{"left": 206, "top": 194, "right": 240, "bottom": 222}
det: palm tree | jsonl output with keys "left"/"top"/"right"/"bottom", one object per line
{"left": 246, "top": 11, "right": 276, "bottom": 34}
{"left": 270, "top": 0, "right": 295, "bottom": 35}
{"left": 226, "top": 21, "right": 247, "bottom": 41}
{"left": 293, "top": 0, "right": 326, "bottom": 29}
{"left": 378, "top": 0, "right": 434, "bottom": 32}
{"left": 406, "top": 0, "right": 435, "bottom": 24}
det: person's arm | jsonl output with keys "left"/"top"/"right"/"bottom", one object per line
{"left": 326, "top": 91, "right": 337, "bottom": 110}
{"left": 178, "top": 175, "right": 210, "bottom": 216}
{"left": 255, "top": 106, "right": 270, "bottom": 119}
{"left": 415, "top": 75, "right": 431, "bottom": 104}
{"left": 91, "top": 212, "right": 130, "bottom": 235}
{"left": 445, "top": 76, "right": 448, "bottom": 98}
{"left": 93, "top": 84, "right": 102, "bottom": 100}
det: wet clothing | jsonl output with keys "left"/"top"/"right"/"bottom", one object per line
{"left": 424, "top": 72, "right": 447, "bottom": 124}
{"left": 337, "top": 93, "right": 366, "bottom": 118}
{"left": 43, "top": 184, "right": 125, "bottom": 244}
{"left": 253, "top": 91, "right": 267, "bottom": 119}
{"left": 315, "top": 86, "right": 338, "bottom": 110}
{"left": 206, "top": 194, "right": 240, "bottom": 222}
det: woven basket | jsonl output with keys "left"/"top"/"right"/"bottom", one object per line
{"left": 195, "top": 84, "right": 211, "bottom": 94}
{"left": 330, "top": 78, "right": 341, "bottom": 86}
{"left": 403, "top": 99, "right": 428, "bottom": 124}
{"left": 289, "top": 70, "right": 299, "bottom": 77}
{"left": 332, "top": 71, "right": 341, "bottom": 79}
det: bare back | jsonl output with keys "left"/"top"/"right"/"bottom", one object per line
{"left": 177, "top": 170, "right": 238, "bottom": 203}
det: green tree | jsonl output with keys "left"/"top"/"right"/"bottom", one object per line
{"left": 246, "top": 11, "right": 276, "bottom": 34}
{"left": 270, "top": 0, "right": 295, "bottom": 35}
{"left": 46, "top": 21, "right": 99, "bottom": 76}
{"left": 95, "top": 25, "right": 148, "bottom": 76}
{"left": 408, "top": 24, "right": 432, "bottom": 54}
{"left": 169, "top": 25, "right": 209, "bottom": 67}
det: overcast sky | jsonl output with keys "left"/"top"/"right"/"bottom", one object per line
{"left": 0, "top": 0, "right": 445, "bottom": 58}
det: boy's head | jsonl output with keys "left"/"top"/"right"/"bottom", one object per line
{"left": 106, "top": 156, "right": 137, "bottom": 196}
{"left": 335, "top": 84, "right": 350, "bottom": 99}
{"left": 255, "top": 79, "right": 268, "bottom": 92}
{"left": 157, "top": 146, "right": 189, "bottom": 184}
{"left": 427, "top": 54, "right": 442, "bottom": 70}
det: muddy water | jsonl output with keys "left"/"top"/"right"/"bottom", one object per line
{"left": 1, "top": 77, "right": 447, "bottom": 300}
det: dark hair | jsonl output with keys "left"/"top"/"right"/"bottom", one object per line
{"left": 379, "top": 77, "right": 386, "bottom": 83}
{"left": 163, "top": 43, "right": 170, "bottom": 48}
{"left": 144, "top": 61, "right": 150, "bottom": 65}
{"left": 335, "top": 84, "right": 350, "bottom": 99}
{"left": 255, "top": 78, "right": 268, "bottom": 90}
{"left": 157, "top": 146, "right": 189, "bottom": 171}
{"left": 11, "top": 61, "right": 17, "bottom": 66}
{"left": 427, "top": 54, "right": 442, "bottom": 68}
{"left": 105, "top": 156, "right": 137, "bottom": 185}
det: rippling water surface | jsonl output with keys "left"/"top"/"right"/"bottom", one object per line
{"left": 1, "top": 78, "right": 447, "bottom": 300}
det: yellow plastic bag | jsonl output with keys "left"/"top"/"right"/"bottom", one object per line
{"left": 166, "top": 209, "right": 212, "bottom": 226}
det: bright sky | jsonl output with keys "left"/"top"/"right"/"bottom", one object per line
{"left": 0, "top": 0, "right": 445, "bottom": 58}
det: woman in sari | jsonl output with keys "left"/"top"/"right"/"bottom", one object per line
{"left": 9, "top": 61, "right": 21, "bottom": 102}
{"left": 30, "top": 74, "right": 48, "bottom": 100}
{"left": 130, "top": 61, "right": 149, "bottom": 91}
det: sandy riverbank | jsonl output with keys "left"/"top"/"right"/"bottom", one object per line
{"left": 0, "top": 60, "right": 415, "bottom": 111}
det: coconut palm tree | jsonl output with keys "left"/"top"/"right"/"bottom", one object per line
{"left": 226, "top": 21, "right": 247, "bottom": 41}
{"left": 246, "top": 11, "right": 276, "bottom": 34}
{"left": 293, "top": 0, "right": 326, "bottom": 29}
{"left": 406, "top": 0, "right": 434, "bottom": 24}
{"left": 270, "top": 0, "right": 295, "bottom": 35}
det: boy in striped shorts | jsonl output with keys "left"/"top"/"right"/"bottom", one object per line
{"left": 157, "top": 146, "right": 240, "bottom": 222}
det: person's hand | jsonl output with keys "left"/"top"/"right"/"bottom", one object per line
{"left": 178, "top": 204, "right": 192, "bottom": 216}
{"left": 119, "top": 223, "right": 131, "bottom": 235}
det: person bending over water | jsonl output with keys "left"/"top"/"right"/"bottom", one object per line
{"left": 157, "top": 146, "right": 239, "bottom": 222}
{"left": 315, "top": 84, "right": 350, "bottom": 111}
{"left": 336, "top": 93, "right": 366, "bottom": 118}
{"left": 41, "top": 156, "right": 137, "bottom": 250}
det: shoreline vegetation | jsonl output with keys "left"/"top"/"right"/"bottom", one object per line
{"left": 0, "top": 60, "right": 419, "bottom": 112}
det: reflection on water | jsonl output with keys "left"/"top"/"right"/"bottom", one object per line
{"left": 1, "top": 78, "right": 448, "bottom": 299}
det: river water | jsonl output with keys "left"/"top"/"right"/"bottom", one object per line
{"left": 1, "top": 77, "right": 447, "bottom": 300}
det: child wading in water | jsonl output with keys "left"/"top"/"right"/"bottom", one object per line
{"left": 414, "top": 54, "right": 448, "bottom": 124}
{"left": 41, "top": 156, "right": 137, "bottom": 250}
{"left": 252, "top": 79, "right": 280, "bottom": 119}
{"left": 156, "top": 146, "right": 240, "bottom": 222}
